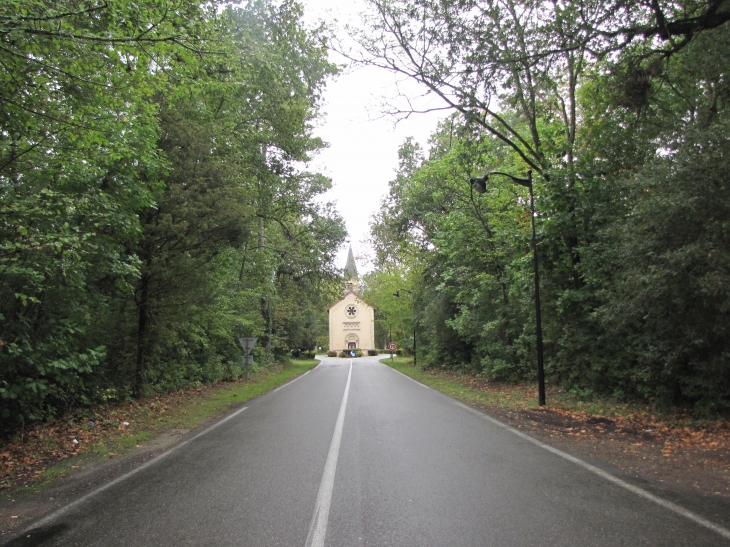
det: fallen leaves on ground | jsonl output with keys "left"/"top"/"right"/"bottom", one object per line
{"left": 0, "top": 385, "right": 215, "bottom": 490}
{"left": 543, "top": 407, "right": 730, "bottom": 453}
{"left": 417, "top": 367, "right": 730, "bottom": 493}
{"left": 434, "top": 368, "right": 730, "bottom": 456}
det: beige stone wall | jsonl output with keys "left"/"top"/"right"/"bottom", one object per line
{"left": 328, "top": 292, "right": 375, "bottom": 351}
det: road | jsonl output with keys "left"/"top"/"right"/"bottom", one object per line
{"left": 4, "top": 355, "right": 730, "bottom": 546}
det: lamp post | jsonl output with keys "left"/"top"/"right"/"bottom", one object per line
{"left": 393, "top": 289, "right": 416, "bottom": 367}
{"left": 469, "top": 170, "right": 545, "bottom": 406}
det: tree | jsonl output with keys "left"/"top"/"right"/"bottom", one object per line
{"left": 0, "top": 0, "right": 213, "bottom": 425}
{"left": 588, "top": 122, "right": 730, "bottom": 412}
{"left": 0, "top": 0, "right": 347, "bottom": 428}
{"left": 363, "top": 3, "right": 730, "bottom": 413}
{"left": 123, "top": 0, "right": 343, "bottom": 393}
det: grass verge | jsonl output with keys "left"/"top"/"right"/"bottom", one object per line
{"left": 383, "top": 356, "right": 540, "bottom": 411}
{"left": 1, "top": 359, "right": 320, "bottom": 491}
{"left": 381, "top": 357, "right": 730, "bottom": 449}
{"left": 383, "top": 356, "right": 694, "bottom": 418}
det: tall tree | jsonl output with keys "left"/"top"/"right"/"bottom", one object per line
{"left": 0, "top": 0, "right": 216, "bottom": 425}
{"left": 0, "top": 0, "right": 346, "bottom": 427}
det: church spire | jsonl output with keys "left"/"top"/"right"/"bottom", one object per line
{"left": 344, "top": 244, "right": 358, "bottom": 279}
{"left": 344, "top": 245, "right": 359, "bottom": 294}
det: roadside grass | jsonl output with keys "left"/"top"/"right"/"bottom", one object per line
{"left": 1, "top": 359, "right": 319, "bottom": 492}
{"left": 381, "top": 357, "right": 730, "bottom": 430}
{"left": 123, "top": 358, "right": 320, "bottom": 434}
{"left": 384, "top": 356, "right": 541, "bottom": 411}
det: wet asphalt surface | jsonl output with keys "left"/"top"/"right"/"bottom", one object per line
{"left": 3, "top": 355, "right": 729, "bottom": 546}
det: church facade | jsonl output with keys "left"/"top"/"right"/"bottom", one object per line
{"left": 327, "top": 246, "right": 375, "bottom": 352}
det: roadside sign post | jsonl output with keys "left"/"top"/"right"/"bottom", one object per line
{"left": 239, "top": 337, "right": 257, "bottom": 381}
{"left": 388, "top": 342, "right": 398, "bottom": 361}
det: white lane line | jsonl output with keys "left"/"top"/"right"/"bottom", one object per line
{"left": 304, "top": 361, "right": 353, "bottom": 547}
{"left": 388, "top": 365, "right": 429, "bottom": 388}
{"left": 272, "top": 369, "right": 313, "bottom": 393}
{"left": 378, "top": 361, "right": 431, "bottom": 389}
{"left": 29, "top": 405, "right": 249, "bottom": 531}
{"left": 452, "top": 401, "right": 730, "bottom": 540}
{"left": 381, "top": 361, "right": 730, "bottom": 540}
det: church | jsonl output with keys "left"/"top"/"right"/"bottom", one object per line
{"left": 327, "top": 246, "right": 375, "bottom": 352}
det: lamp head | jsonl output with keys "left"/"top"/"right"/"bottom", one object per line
{"left": 469, "top": 174, "right": 488, "bottom": 194}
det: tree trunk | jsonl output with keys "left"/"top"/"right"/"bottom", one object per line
{"left": 133, "top": 274, "right": 150, "bottom": 398}
{"left": 258, "top": 216, "right": 272, "bottom": 360}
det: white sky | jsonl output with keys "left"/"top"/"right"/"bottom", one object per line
{"left": 300, "top": 0, "right": 446, "bottom": 272}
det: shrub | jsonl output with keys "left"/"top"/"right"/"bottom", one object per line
{"left": 355, "top": 350, "right": 363, "bottom": 357}
{"left": 338, "top": 351, "right": 347, "bottom": 358}
{"left": 327, "top": 350, "right": 337, "bottom": 357}
{"left": 368, "top": 349, "right": 377, "bottom": 356}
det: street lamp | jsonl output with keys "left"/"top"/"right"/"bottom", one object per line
{"left": 469, "top": 170, "right": 546, "bottom": 406}
{"left": 393, "top": 289, "right": 417, "bottom": 367}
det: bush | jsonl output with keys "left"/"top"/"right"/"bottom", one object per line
{"left": 355, "top": 350, "right": 363, "bottom": 357}
{"left": 327, "top": 350, "right": 337, "bottom": 357}
{"left": 368, "top": 349, "right": 377, "bottom": 356}
{"left": 337, "top": 351, "right": 347, "bottom": 358}
{"left": 396, "top": 349, "right": 403, "bottom": 357}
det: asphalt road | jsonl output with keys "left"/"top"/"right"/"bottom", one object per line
{"left": 4, "top": 355, "right": 730, "bottom": 546}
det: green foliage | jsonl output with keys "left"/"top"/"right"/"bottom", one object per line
{"left": 0, "top": 0, "right": 345, "bottom": 432}
{"left": 592, "top": 122, "right": 730, "bottom": 413}
{"left": 363, "top": 5, "right": 730, "bottom": 415}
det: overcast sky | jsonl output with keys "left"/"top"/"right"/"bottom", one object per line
{"left": 300, "top": 0, "right": 446, "bottom": 272}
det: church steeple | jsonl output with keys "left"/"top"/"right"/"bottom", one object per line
{"left": 344, "top": 245, "right": 358, "bottom": 279}
{"left": 344, "top": 244, "right": 359, "bottom": 294}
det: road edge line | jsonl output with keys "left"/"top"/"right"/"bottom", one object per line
{"left": 458, "top": 399, "right": 730, "bottom": 540}
{"left": 24, "top": 405, "right": 249, "bottom": 532}
{"left": 381, "top": 360, "right": 730, "bottom": 541}
{"left": 272, "top": 368, "right": 313, "bottom": 393}
{"left": 386, "top": 363, "right": 430, "bottom": 388}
